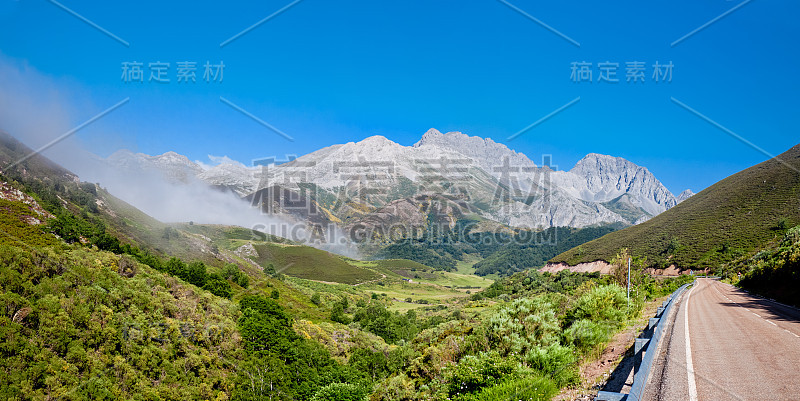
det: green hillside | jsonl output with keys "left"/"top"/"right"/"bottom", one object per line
{"left": 249, "top": 243, "right": 381, "bottom": 284}
{"left": 551, "top": 144, "right": 800, "bottom": 270}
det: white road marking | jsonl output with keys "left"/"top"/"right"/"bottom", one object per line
{"left": 752, "top": 312, "right": 761, "bottom": 318}
{"left": 766, "top": 320, "right": 777, "bottom": 326}
{"left": 685, "top": 286, "right": 699, "bottom": 401}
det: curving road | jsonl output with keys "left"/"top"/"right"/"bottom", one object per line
{"left": 644, "top": 278, "right": 800, "bottom": 401}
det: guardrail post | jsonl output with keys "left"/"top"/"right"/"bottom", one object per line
{"left": 645, "top": 318, "right": 659, "bottom": 338}
{"left": 656, "top": 306, "right": 664, "bottom": 317}
{"left": 634, "top": 338, "right": 650, "bottom": 375}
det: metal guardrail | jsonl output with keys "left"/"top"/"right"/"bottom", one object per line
{"left": 596, "top": 282, "right": 693, "bottom": 401}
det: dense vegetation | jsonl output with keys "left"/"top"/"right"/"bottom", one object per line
{"left": 552, "top": 144, "right": 800, "bottom": 270}
{"left": 728, "top": 225, "right": 800, "bottom": 306}
{"left": 471, "top": 225, "right": 621, "bottom": 276}
{"left": 0, "top": 245, "right": 241, "bottom": 400}
{"left": 377, "top": 222, "right": 621, "bottom": 276}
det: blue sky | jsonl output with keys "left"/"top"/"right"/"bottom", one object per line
{"left": 1, "top": 0, "right": 798, "bottom": 194}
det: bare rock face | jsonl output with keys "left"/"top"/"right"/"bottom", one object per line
{"left": 235, "top": 243, "right": 258, "bottom": 259}
{"left": 552, "top": 153, "right": 678, "bottom": 217}
{"left": 413, "top": 128, "right": 538, "bottom": 180}
{"left": 197, "top": 163, "right": 260, "bottom": 197}
{"left": 541, "top": 261, "right": 614, "bottom": 274}
{"left": 347, "top": 194, "right": 471, "bottom": 241}
{"left": 0, "top": 181, "right": 55, "bottom": 224}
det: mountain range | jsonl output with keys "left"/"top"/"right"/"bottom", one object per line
{"left": 106, "top": 129, "right": 693, "bottom": 236}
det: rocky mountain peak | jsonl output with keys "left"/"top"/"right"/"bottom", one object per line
{"left": 413, "top": 129, "right": 537, "bottom": 176}
{"left": 677, "top": 189, "right": 695, "bottom": 202}
{"left": 418, "top": 128, "right": 444, "bottom": 143}
{"left": 572, "top": 153, "right": 640, "bottom": 174}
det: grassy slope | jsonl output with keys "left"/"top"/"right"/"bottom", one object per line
{"left": 551, "top": 144, "right": 800, "bottom": 269}
{"left": 249, "top": 243, "right": 381, "bottom": 285}
{"left": 347, "top": 257, "right": 493, "bottom": 312}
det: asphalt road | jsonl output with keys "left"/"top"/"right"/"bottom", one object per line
{"left": 644, "top": 278, "right": 800, "bottom": 401}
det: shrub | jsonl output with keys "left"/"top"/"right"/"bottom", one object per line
{"left": 523, "top": 344, "right": 578, "bottom": 386}
{"left": 185, "top": 261, "right": 207, "bottom": 287}
{"left": 443, "top": 352, "right": 518, "bottom": 398}
{"left": 459, "top": 374, "right": 558, "bottom": 401}
{"left": 331, "top": 303, "right": 350, "bottom": 325}
{"left": 563, "top": 319, "right": 609, "bottom": 350}
{"left": 222, "top": 263, "right": 249, "bottom": 288}
{"left": 566, "top": 284, "right": 628, "bottom": 326}
{"left": 203, "top": 274, "right": 232, "bottom": 299}
{"left": 486, "top": 296, "right": 560, "bottom": 356}
{"left": 164, "top": 257, "right": 186, "bottom": 277}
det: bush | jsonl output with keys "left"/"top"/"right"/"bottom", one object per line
{"left": 185, "top": 261, "right": 207, "bottom": 287}
{"left": 222, "top": 263, "right": 249, "bottom": 288}
{"left": 352, "top": 303, "right": 418, "bottom": 343}
{"left": 566, "top": 284, "right": 628, "bottom": 326}
{"left": 331, "top": 303, "right": 350, "bottom": 325}
{"left": 459, "top": 374, "right": 558, "bottom": 401}
{"left": 486, "top": 296, "right": 560, "bottom": 356}
{"left": 203, "top": 274, "right": 232, "bottom": 299}
{"left": 523, "top": 344, "right": 578, "bottom": 386}
{"left": 563, "top": 319, "right": 609, "bottom": 350}
{"left": 443, "top": 352, "right": 518, "bottom": 398}
{"left": 164, "top": 257, "right": 186, "bottom": 277}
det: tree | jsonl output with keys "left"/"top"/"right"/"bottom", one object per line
{"left": 165, "top": 257, "right": 187, "bottom": 278}
{"left": 185, "top": 261, "right": 207, "bottom": 287}
{"left": 264, "top": 263, "right": 277, "bottom": 276}
{"left": 611, "top": 248, "right": 631, "bottom": 288}
{"left": 223, "top": 263, "right": 249, "bottom": 288}
{"left": 234, "top": 355, "right": 291, "bottom": 401}
{"left": 203, "top": 273, "right": 232, "bottom": 299}
{"left": 330, "top": 303, "right": 350, "bottom": 325}
{"left": 348, "top": 348, "right": 388, "bottom": 382}
{"left": 666, "top": 238, "right": 681, "bottom": 255}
